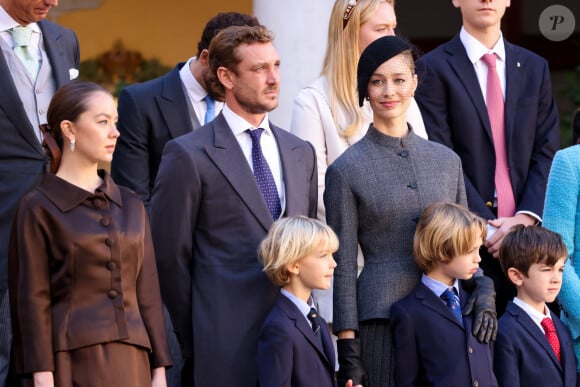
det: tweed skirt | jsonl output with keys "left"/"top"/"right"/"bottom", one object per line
{"left": 360, "top": 319, "right": 395, "bottom": 387}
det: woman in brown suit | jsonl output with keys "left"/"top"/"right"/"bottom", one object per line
{"left": 8, "top": 82, "right": 172, "bottom": 387}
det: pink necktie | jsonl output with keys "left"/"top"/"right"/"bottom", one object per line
{"left": 541, "top": 317, "right": 561, "bottom": 363}
{"left": 482, "top": 54, "right": 515, "bottom": 217}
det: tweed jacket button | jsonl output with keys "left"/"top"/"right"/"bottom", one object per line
{"left": 107, "top": 261, "right": 117, "bottom": 271}
{"left": 407, "top": 182, "right": 418, "bottom": 189}
{"left": 108, "top": 289, "right": 118, "bottom": 298}
{"left": 399, "top": 149, "right": 409, "bottom": 158}
{"left": 105, "top": 238, "right": 115, "bottom": 247}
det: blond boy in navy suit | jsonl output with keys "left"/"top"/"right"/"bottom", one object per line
{"left": 391, "top": 203, "right": 497, "bottom": 387}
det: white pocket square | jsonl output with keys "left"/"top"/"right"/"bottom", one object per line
{"left": 69, "top": 68, "right": 79, "bottom": 80}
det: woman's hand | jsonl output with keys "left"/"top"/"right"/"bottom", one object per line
{"left": 33, "top": 371, "right": 54, "bottom": 387}
{"left": 151, "top": 367, "right": 167, "bottom": 387}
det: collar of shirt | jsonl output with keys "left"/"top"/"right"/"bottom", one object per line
{"left": 222, "top": 103, "right": 272, "bottom": 135}
{"left": 281, "top": 288, "right": 316, "bottom": 327}
{"left": 459, "top": 26, "right": 506, "bottom": 64}
{"left": 37, "top": 170, "right": 123, "bottom": 213}
{"left": 179, "top": 57, "right": 207, "bottom": 101}
{"left": 513, "top": 297, "right": 552, "bottom": 333}
{"left": 421, "top": 273, "right": 460, "bottom": 301}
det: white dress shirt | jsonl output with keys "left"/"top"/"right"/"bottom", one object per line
{"left": 513, "top": 297, "right": 553, "bottom": 334}
{"left": 222, "top": 104, "right": 285, "bottom": 211}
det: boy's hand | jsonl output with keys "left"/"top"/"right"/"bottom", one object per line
{"left": 462, "top": 275, "right": 497, "bottom": 343}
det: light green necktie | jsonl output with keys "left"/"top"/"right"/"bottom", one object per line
{"left": 10, "top": 25, "right": 39, "bottom": 80}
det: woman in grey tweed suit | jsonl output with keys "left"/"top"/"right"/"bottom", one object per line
{"left": 324, "top": 36, "right": 469, "bottom": 387}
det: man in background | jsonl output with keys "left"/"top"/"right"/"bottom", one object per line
{"left": 0, "top": 0, "right": 79, "bottom": 385}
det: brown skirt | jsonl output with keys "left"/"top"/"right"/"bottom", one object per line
{"left": 21, "top": 342, "right": 151, "bottom": 387}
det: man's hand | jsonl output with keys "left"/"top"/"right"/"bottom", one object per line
{"left": 462, "top": 275, "right": 498, "bottom": 343}
{"left": 485, "top": 213, "right": 536, "bottom": 258}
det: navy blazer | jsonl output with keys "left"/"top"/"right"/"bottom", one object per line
{"left": 415, "top": 34, "right": 559, "bottom": 220}
{"left": 494, "top": 302, "right": 577, "bottom": 387}
{"left": 258, "top": 294, "right": 337, "bottom": 387}
{"left": 111, "top": 63, "right": 198, "bottom": 208}
{"left": 390, "top": 282, "right": 498, "bottom": 387}
{"left": 0, "top": 20, "right": 79, "bottom": 293}
{"left": 150, "top": 112, "right": 317, "bottom": 386}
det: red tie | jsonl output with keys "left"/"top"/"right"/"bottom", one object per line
{"left": 541, "top": 317, "right": 561, "bottom": 363}
{"left": 481, "top": 53, "right": 515, "bottom": 218}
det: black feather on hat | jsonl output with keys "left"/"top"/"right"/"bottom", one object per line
{"left": 357, "top": 35, "right": 411, "bottom": 107}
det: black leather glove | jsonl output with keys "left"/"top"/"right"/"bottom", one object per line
{"left": 337, "top": 338, "right": 369, "bottom": 387}
{"left": 462, "top": 275, "right": 498, "bottom": 343}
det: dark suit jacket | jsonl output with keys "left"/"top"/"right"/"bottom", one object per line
{"left": 415, "top": 34, "right": 559, "bottom": 220}
{"left": 494, "top": 302, "right": 577, "bottom": 387}
{"left": 258, "top": 294, "right": 337, "bottom": 387}
{"left": 0, "top": 20, "right": 79, "bottom": 294}
{"left": 390, "top": 282, "right": 498, "bottom": 387}
{"left": 150, "top": 113, "right": 317, "bottom": 386}
{"left": 111, "top": 63, "right": 199, "bottom": 208}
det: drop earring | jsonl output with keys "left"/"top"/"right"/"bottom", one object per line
{"left": 70, "top": 139, "right": 75, "bottom": 152}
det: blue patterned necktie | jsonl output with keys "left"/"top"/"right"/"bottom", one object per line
{"left": 204, "top": 95, "right": 215, "bottom": 124}
{"left": 441, "top": 287, "right": 463, "bottom": 323}
{"left": 246, "top": 128, "right": 281, "bottom": 219}
{"left": 10, "top": 25, "right": 38, "bottom": 80}
{"left": 307, "top": 307, "right": 322, "bottom": 342}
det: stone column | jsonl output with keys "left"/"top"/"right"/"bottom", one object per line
{"left": 254, "top": 0, "right": 334, "bottom": 128}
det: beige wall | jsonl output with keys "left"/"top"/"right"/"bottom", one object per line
{"left": 55, "top": 0, "right": 252, "bottom": 66}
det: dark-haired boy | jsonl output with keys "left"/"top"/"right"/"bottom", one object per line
{"left": 495, "top": 225, "right": 577, "bottom": 386}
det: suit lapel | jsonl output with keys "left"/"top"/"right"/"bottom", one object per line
{"left": 445, "top": 35, "right": 493, "bottom": 144}
{"left": 273, "top": 125, "right": 305, "bottom": 217}
{"left": 503, "top": 41, "right": 522, "bottom": 167}
{"left": 510, "top": 303, "right": 562, "bottom": 370}
{"left": 205, "top": 114, "right": 273, "bottom": 231}
{"left": 416, "top": 282, "right": 464, "bottom": 329}
{"left": 0, "top": 35, "right": 43, "bottom": 155}
{"left": 156, "top": 64, "right": 196, "bottom": 139}
{"left": 279, "top": 295, "right": 333, "bottom": 367}
{"left": 39, "top": 20, "right": 71, "bottom": 88}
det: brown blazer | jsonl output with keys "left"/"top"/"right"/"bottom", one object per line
{"left": 8, "top": 171, "right": 171, "bottom": 375}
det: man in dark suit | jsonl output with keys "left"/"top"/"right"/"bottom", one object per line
{"left": 415, "top": 0, "right": 560, "bottom": 315}
{"left": 111, "top": 12, "right": 260, "bottom": 208}
{"left": 150, "top": 25, "right": 317, "bottom": 387}
{"left": 0, "top": 1, "right": 79, "bottom": 385}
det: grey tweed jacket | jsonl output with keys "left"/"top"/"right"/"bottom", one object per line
{"left": 324, "top": 125, "right": 467, "bottom": 333}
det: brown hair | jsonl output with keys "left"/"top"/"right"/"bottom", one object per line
{"left": 414, "top": 202, "right": 486, "bottom": 273}
{"left": 43, "top": 81, "right": 110, "bottom": 171}
{"left": 499, "top": 225, "right": 567, "bottom": 278}
{"left": 207, "top": 25, "right": 274, "bottom": 98}
{"left": 260, "top": 216, "right": 339, "bottom": 287}
{"left": 196, "top": 12, "right": 261, "bottom": 57}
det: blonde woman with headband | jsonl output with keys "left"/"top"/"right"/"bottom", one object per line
{"left": 289, "top": 0, "right": 427, "bottom": 336}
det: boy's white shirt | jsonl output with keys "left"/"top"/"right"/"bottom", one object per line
{"left": 513, "top": 296, "right": 552, "bottom": 334}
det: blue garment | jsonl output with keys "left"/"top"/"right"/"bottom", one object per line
{"left": 543, "top": 144, "right": 580, "bottom": 372}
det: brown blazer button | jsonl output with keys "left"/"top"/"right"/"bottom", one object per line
{"left": 105, "top": 238, "right": 115, "bottom": 247}
{"left": 108, "top": 289, "right": 118, "bottom": 299}
{"left": 107, "top": 261, "right": 117, "bottom": 271}
{"left": 486, "top": 201, "right": 493, "bottom": 208}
